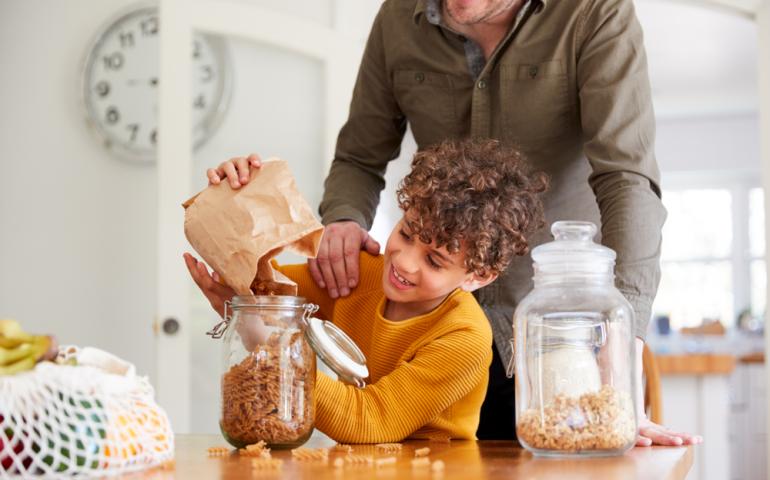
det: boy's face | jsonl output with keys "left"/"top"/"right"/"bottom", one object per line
{"left": 382, "top": 219, "right": 491, "bottom": 312}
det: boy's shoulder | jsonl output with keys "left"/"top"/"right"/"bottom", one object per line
{"left": 355, "top": 252, "right": 385, "bottom": 293}
{"left": 435, "top": 291, "right": 493, "bottom": 341}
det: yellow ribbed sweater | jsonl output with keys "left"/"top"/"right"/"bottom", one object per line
{"left": 278, "top": 252, "right": 492, "bottom": 443}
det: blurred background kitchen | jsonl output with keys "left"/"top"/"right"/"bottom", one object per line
{"left": 1, "top": 1, "right": 768, "bottom": 479}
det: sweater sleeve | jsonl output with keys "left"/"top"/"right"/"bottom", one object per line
{"left": 314, "top": 326, "right": 492, "bottom": 443}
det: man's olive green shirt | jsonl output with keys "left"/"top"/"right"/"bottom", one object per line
{"left": 320, "top": 0, "right": 666, "bottom": 362}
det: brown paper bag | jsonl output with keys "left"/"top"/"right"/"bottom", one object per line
{"left": 183, "top": 159, "right": 324, "bottom": 295}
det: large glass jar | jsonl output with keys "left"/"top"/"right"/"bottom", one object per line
{"left": 207, "top": 295, "right": 368, "bottom": 449}
{"left": 508, "top": 221, "right": 637, "bottom": 457}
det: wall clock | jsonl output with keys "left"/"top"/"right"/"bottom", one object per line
{"left": 82, "top": 4, "right": 232, "bottom": 163}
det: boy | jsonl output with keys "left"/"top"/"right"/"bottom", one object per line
{"left": 184, "top": 138, "right": 547, "bottom": 443}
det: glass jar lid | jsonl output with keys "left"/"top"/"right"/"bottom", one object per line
{"left": 531, "top": 221, "right": 616, "bottom": 274}
{"left": 207, "top": 295, "right": 369, "bottom": 388}
{"left": 304, "top": 316, "right": 369, "bottom": 388}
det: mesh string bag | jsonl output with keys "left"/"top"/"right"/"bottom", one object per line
{"left": 0, "top": 347, "right": 173, "bottom": 477}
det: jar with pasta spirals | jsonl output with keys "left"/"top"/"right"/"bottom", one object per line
{"left": 207, "top": 295, "right": 368, "bottom": 449}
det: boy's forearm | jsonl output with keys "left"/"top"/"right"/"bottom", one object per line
{"left": 314, "top": 372, "right": 413, "bottom": 443}
{"left": 312, "top": 330, "right": 491, "bottom": 444}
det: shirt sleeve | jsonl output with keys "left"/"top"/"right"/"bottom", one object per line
{"left": 314, "top": 326, "right": 491, "bottom": 443}
{"left": 319, "top": 1, "right": 408, "bottom": 229}
{"left": 577, "top": 0, "right": 667, "bottom": 339}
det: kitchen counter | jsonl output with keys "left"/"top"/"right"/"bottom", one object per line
{"left": 124, "top": 434, "right": 693, "bottom": 480}
{"left": 656, "top": 353, "right": 737, "bottom": 375}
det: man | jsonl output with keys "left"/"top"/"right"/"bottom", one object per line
{"left": 309, "top": 0, "right": 700, "bottom": 446}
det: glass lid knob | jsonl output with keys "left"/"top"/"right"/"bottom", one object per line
{"left": 551, "top": 221, "right": 597, "bottom": 242}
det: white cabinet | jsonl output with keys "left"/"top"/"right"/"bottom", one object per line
{"left": 661, "top": 374, "right": 730, "bottom": 480}
{"left": 661, "top": 360, "right": 766, "bottom": 480}
{"left": 728, "top": 362, "right": 767, "bottom": 480}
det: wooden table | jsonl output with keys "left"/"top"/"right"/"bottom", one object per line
{"left": 125, "top": 435, "right": 694, "bottom": 480}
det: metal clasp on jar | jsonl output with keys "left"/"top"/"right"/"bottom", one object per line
{"left": 206, "top": 300, "right": 233, "bottom": 339}
{"left": 300, "top": 303, "right": 319, "bottom": 326}
{"left": 506, "top": 337, "right": 516, "bottom": 378}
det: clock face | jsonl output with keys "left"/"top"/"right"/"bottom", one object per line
{"left": 82, "top": 6, "right": 231, "bottom": 162}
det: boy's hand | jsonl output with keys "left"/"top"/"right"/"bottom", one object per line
{"left": 308, "top": 221, "right": 380, "bottom": 298}
{"left": 206, "top": 154, "right": 262, "bottom": 188}
{"left": 636, "top": 416, "right": 703, "bottom": 446}
{"left": 183, "top": 253, "right": 235, "bottom": 318}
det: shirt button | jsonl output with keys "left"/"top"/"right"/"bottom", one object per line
{"left": 529, "top": 66, "right": 539, "bottom": 78}
{"left": 415, "top": 72, "right": 425, "bottom": 83}
{"left": 477, "top": 79, "right": 487, "bottom": 89}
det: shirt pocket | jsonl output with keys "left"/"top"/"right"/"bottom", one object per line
{"left": 500, "top": 60, "right": 572, "bottom": 143}
{"left": 393, "top": 69, "right": 464, "bottom": 144}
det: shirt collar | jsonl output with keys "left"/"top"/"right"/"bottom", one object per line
{"left": 413, "top": 0, "right": 545, "bottom": 25}
{"left": 413, "top": 0, "right": 439, "bottom": 25}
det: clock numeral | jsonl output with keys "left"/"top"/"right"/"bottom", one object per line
{"left": 105, "top": 106, "right": 120, "bottom": 125}
{"left": 150, "top": 129, "right": 158, "bottom": 145}
{"left": 95, "top": 81, "right": 110, "bottom": 98}
{"left": 200, "top": 65, "right": 214, "bottom": 82}
{"left": 126, "top": 124, "right": 139, "bottom": 142}
{"left": 193, "top": 40, "right": 201, "bottom": 59}
{"left": 103, "top": 52, "right": 124, "bottom": 71}
{"left": 119, "top": 31, "right": 135, "bottom": 48}
{"left": 193, "top": 95, "right": 206, "bottom": 110}
{"left": 141, "top": 17, "right": 158, "bottom": 36}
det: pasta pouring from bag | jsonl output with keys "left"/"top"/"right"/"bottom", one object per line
{"left": 182, "top": 158, "right": 324, "bottom": 296}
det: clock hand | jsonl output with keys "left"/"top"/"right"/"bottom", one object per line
{"left": 125, "top": 78, "right": 159, "bottom": 86}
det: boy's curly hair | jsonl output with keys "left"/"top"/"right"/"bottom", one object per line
{"left": 397, "top": 138, "right": 548, "bottom": 278}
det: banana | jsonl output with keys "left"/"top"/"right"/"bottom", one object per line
{"left": 0, "top": 342, "right": 35, "bottom": 366}
{"left": 0, "top": 320, "right": 54, "bottom": 375}
{"left": 0, "top": 319, "right": 34, "bottom": 348}
{"left": 0, "top": 336, "right": 30, "bottom": 349}
{"left": 0, "top": 319, "right": 26, "bottom": 338}
{"left": 0, "top": 356, "right": 36, "bottom": 375}
{"left": 0, "top": 333, "right": 51, "bottom": 375}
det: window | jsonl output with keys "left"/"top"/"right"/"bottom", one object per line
{"left": 749, "top": 188, "right": 766, "bottom": 316}
{"left": 652, "top": 182, "right": 765, "bottom": 331}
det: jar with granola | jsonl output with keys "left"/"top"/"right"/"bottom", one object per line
{"left": 507, "top": 221, "right": 637, "bottom": 457}
{"left": 208, "top": 295, "right": 368, "bottom": 449}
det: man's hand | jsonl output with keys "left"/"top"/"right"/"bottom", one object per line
{"left": 636, "top": 416, "right": 703, "bottom": 446}
{"left": 183, "top": 253, "right": 236, "bottom": 318}
{"left": 308, "top": 221, "right": 381, "bottom": 298}
{"left": 634, "top": 338, "right": 703, "bottom": 446}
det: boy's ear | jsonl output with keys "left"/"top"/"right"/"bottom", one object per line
{"left": 460, "top": 272, "right": 498, "bottom": 292}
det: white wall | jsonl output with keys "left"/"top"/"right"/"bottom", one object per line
{"left": 657, "top": 113, "right": 761, "bottom": 177}
{"left": 0, "top": 0, "right": 159, "bottom": 377}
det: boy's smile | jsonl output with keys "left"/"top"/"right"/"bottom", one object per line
{"left": 381, "top": 219, "right": 493, "bottom": 321}
{"left": 388, "top": 263, "right": 415, "bottom": 290}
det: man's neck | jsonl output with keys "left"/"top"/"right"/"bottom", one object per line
{"left": 442, "top": 1, "right": 525, "bottom": 60}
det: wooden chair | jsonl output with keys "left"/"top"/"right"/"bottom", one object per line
{"left": 643, "top": 343, "right": 663, "bottom": 424}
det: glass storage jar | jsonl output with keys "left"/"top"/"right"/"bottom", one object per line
{"left": 507, "top": 221, "right": 637, "bottom": 457}
{"left": 207, "top": 295, "right": 368, "bottom": 449}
